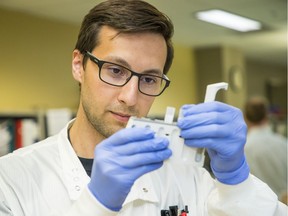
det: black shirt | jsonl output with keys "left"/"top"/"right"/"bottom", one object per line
{"left": 78, "top": 157, "right": 93, "bottom": 177}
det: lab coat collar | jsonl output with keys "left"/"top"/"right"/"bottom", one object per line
{"left": 57, "top": 119, "right": 90, "bottom": 200}
{"left": 248, "top": 124, "right": 272, "bottom": 135}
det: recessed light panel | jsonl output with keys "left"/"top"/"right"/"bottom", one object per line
{"left": 195, "top": 9, "right": 262, "bottom": 32}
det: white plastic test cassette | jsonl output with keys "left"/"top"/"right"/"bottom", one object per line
{"left": 126, "top": 106, "right": 205, "bottom": 167}
{"left": 126, "top": 82, "right": 229, "bottom": 167}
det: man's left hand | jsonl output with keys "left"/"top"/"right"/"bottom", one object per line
{"left": 177, "top": 101, "right": 250, "bottom": 185}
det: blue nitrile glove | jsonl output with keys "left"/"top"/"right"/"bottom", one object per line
{"left": 177, "top": 102, "right": 250, "bottom": 185}
{"left": 88, "top": 127, "right": 172, "bottom": 211}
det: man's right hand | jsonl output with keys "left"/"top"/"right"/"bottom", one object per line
{"left": 88, "top": 127, "right": 172, "bottom": 211}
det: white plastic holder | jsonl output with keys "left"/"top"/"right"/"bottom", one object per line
{"left": 126, "top": 82, "right": 228, "bottom": 167}
{"left": 195, "top": 82, "right": 229, "bottom": 161}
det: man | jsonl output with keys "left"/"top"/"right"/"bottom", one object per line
{"left": 244, "top": 96, "right": 287, "bottom": 204}
{"left": 0, "top": 0, "right": 286, "bottom": 215}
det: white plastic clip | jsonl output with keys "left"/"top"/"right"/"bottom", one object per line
{"left": 195, "top": 82, "right": 229, "bottom": 162}
{"left": 204, "top": 82, "right": 228, "bottom": 102}
{"left": 164, "top": 106, "right": 176, "bottom": 124}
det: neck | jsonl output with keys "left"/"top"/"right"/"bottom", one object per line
{"left": 69, "top": 105, "right": 104, "bottom": 159}
{"left": 247, "top": 119, "right": 268, "bottom": 131}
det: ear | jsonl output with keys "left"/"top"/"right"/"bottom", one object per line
{"left": 72, "top": 49, "right": 84, "bottom": 83}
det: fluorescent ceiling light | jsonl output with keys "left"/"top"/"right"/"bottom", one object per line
{"left": 195, "top": 9, "right": 262, "bottom": 32}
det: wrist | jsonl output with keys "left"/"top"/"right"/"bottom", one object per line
{"left": 88, "top": 182, "right": 122, "bottom": 212}
{"left": 212, "top": 159, "right": 250, "bottom": 185}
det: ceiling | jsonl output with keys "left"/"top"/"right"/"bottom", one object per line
{"left": 0, "top": 0, "right": 287, "bottom": 66}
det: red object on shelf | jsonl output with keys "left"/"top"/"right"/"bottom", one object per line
{"left": 15, "top": 120, "right": 23, "bottom": 149}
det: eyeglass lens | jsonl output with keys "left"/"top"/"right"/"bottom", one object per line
{"left": 100, "top": 62, "right": 167, "bottom": 96}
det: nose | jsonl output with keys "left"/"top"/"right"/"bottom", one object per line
{"left": 117, "top": 76, "right": 139, "bottom": 106}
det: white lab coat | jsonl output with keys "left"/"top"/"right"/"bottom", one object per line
{"left": 0, "top": 121, "right": 286, "bottom": 216}
{"left": 245, "top": 125, "right": 287, "bottom": 199}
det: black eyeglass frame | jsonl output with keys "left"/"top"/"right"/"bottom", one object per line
{"left": 85, "top": 51, "right": 170, "bottom": 97}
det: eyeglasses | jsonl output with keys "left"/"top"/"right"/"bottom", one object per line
{"left": 85, "top": 51, "right": 170, "bottom": 97}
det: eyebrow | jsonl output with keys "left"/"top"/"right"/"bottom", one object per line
{"left": 104, "top": 56, "right": 163, "bottom": 76}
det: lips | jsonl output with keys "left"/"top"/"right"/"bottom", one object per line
{"left": 111, "top": 111, "right": 132, "bottom": 122}
{"left": 114, "top": 112, "right": 131, "bottom": 118}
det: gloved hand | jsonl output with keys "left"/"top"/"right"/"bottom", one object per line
{"left": 177, "top": 101, "right": 250, "bottom": 185}
{"left": 88, "top": 127, "right": 172, "bottom": 211}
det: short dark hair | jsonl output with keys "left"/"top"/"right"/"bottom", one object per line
{"left": 75, "top": 0, "right": 174, "bottom": 74}
{"left": 244, "top": 96, "right": 269, "bottom": 124}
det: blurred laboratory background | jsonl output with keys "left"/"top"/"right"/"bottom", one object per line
{"left": 0, "top": 0, "right": 286, "bottom": 165}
